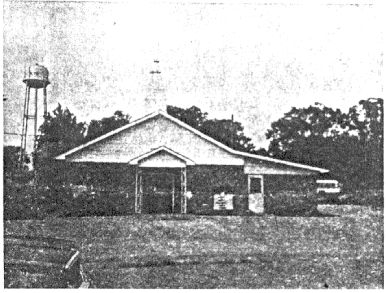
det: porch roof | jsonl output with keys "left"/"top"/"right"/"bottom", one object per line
{"left": 129, "top": 146, "right": 195, "bottom": 166}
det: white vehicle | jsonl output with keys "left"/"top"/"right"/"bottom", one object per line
{"left": 316, "top": 180, "right": 341, "bottom": 195}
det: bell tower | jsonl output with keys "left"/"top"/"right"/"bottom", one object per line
{"left": 144, "top": 60, "right": 166, "bottom": 111}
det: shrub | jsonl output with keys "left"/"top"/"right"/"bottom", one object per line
{"left": 335, "top": 189, "right": 383, "bottom": 208}
{"left": 265, "top": 191, "right": 318, "bottom": 217}
{"left": 187, "top": 192, "right": 213, "bottom": 215}
{"left": 62, "top": 188, "right": 132, "bottom": 218}
{"left": 3, "top": 184, "right": 54, "bottom": 220}
{"left": 3, "top": 181, "right": 128, "bottom": 220}
{"left": 4, "top": 184, "right": 36, "bottom": 220}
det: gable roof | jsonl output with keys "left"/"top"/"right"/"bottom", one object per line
{"left": 56, "top": 110, "right": 329, "bottom": 173}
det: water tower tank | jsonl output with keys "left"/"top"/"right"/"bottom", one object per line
{"left": 23, "top": 64, "right": 50, "bottom": 89}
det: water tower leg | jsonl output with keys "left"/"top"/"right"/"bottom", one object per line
{"left": 34, "top": 88, "right": 38, "bottom": 150}
{"left": 22, "top": 87, "right": 31, "bottom": 166}
{"left": 20, "top": 85, "right": 29, "bottom": 166}
{"left": 43, "top": 85, "right": 47, "bottom": 117}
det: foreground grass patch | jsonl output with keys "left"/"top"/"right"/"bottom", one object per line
{"left": 4, "top": 206, "right": 383, "bottom": 288}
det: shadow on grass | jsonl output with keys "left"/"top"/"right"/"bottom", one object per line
{"left": 119, "top": 254, "right": 265, "bottom": 269}
{"left": 267, "top": 209, "right": 337, "bottom": 218}
{"left": 159, "top": 215, "right": 193, "bottom": 221}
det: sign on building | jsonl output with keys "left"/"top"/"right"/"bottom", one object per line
{"left": 213, "top": 193, "right": 234, "bottom": 210}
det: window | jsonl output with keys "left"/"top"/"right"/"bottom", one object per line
{"left": 248, "top": 175, "right": 264, "bottom": 194}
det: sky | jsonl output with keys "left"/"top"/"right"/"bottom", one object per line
{"left": 2, "top": 1, "right": 384, "bottom": 151}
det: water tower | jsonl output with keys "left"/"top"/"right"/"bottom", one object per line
{"left": 20, "top": 64, "right": 50, "bottom": 165}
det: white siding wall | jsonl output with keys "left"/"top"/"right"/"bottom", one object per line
{"left": 66, "top": 115, "right": 244, "bottom": 165}
{"left": 244, "top": 159, "right": 319, "bottom": 175}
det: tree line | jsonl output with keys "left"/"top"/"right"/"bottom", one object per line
{"left": 4, "top": 98, "right": 383, "bottom": 190}
{"left": 167, "top": 100, "right": 383, "bottom": 189}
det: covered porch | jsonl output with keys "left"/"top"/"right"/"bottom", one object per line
{"left": 134, "top": 167, "right": 187, "bottom": 214}
{"left": 130, "top": 146, "right": 192, "bottom": 214}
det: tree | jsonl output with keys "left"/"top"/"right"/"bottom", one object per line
{"left": 344, "top": 98, "right": 383, "bottom": 188}
{"left": 166, "top": 105, "right": 208, "bottom": 129}
{"left": 85, "top": 110, "right": 131, "bottom": 142}
{"left": 266, "top": 103, "right": 347, "bottom": 158}
{"left": 200, "top": 119, "right": 256, "bottom": 152}
{"left": 345, "top": 98, "right": 383, "bottom": 142}
{"left": 167, "top": 105, "right": 256, "bottom": 153}
{"left": 265, "top": 99, "right": 384, "bottom": 189}
{"left": 34, "top": 104, "right": 86, "bottom": 186}
{"left": 36, "top": 103, "right": 86, "bottom": 159}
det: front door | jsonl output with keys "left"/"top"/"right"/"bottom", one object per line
{"left": 248, "top": 175, "right": 264, "bottom": 214}
{"left": 142, "top": 172, "right": 175, "bottom": 214}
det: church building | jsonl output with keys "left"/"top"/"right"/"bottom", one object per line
{"left": 55, "top": 109, "right": 328, "bottom": 215}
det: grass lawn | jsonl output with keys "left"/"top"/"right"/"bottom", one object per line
{"left": 4, "top": 205, "right": 384, "bottom": 288}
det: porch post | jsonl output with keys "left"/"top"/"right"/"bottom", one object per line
{"left": 181, "top": 167, "right": 187, "bottom": 214}
{"left": 172, "top": 176, "right": 175, "bottom": 213}
{"left": 135, "top": 166, "right": 142, "bottom": 214}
